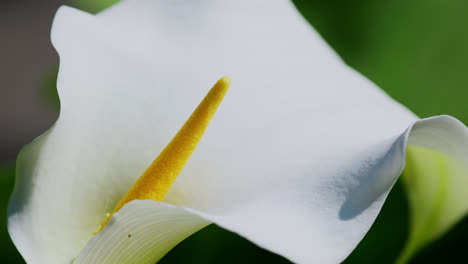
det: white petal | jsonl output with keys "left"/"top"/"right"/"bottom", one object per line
{"left": 8, "top": 1, "right": 468, "bottom": 264}
{"left": 74, "top": 201, "right": 209, "bottom": 264}
{"left": 76, "top": 116, "right": 468, "bottom": 264}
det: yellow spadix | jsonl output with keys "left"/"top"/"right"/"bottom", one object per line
{"left": 97, "top": 76, "right": 231, "bottom": 232}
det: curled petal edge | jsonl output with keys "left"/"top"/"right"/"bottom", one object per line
{"left": 73, "top": 115, "right": 468, "bottom": 264}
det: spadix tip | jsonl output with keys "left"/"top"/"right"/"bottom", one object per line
{"left": 218, "top": 76, "right": 231, "bottom": 85}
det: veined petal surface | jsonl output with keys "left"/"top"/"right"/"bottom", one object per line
{"left": 74, "top": 201, "right": 209, "bottom": 264}
{"left": 8, "top": 1, "right": 468, "bottom": 264}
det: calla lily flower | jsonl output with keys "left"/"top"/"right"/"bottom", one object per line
{"left": 7, "top": 0, "right": 468, "bottom": 263}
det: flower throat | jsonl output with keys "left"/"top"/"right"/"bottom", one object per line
{"left": 96, "top": 76, "right": 231, "bottom": 233}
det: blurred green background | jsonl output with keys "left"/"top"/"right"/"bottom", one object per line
{"left": 1, "top": 0, "right": 467, "bottom": 263}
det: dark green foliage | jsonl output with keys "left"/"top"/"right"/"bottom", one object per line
{"left": 0, "top": 164, "right": 26, "bottom": 263}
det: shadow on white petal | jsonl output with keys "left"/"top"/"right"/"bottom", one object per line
{"left": 338, "top": 134, "right": 406, "bottom": 220}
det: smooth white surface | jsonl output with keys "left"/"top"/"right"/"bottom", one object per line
{"left": 7, "top": 1, "right": 468, "bottom": 263}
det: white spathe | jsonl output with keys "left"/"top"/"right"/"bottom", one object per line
{"left": 7, "top": 1, "right": 468, "bottom": 264}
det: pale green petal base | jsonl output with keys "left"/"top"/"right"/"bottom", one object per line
{"left": 397, "top": 145, "right": 468, "bottom": 264}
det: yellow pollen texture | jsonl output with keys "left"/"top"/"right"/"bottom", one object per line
{"left": 97, "top": 76, "right": 231, "bottom": 233}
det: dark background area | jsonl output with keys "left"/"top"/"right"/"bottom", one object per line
{"left": 1, "top": 0, "right": 467, "bottom": 263}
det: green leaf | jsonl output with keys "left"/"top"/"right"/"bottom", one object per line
{"left": 68, "top": 0, "right": 121, "bottom": 14}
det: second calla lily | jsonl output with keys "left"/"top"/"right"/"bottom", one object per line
{"left": 8, "top": 0, "right": 468, "bottom": 264}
